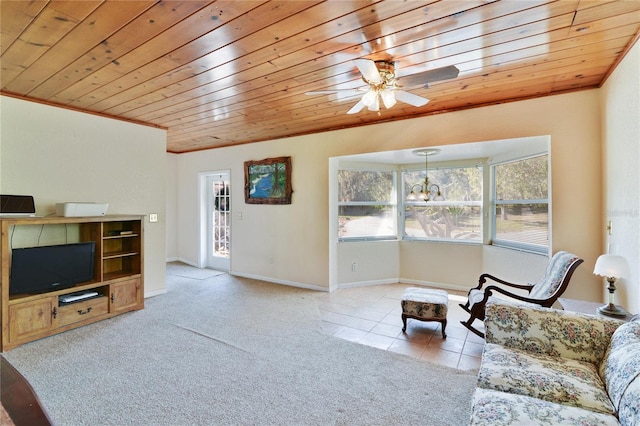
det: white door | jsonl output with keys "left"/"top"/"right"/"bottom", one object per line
{"left": 206, "top": 173, "right": 230, "bottom": 271}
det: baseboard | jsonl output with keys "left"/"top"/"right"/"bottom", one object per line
{"left": 144, "top": 288, "right": 167, "bottom": 298}
{"left": 230, "top": 271, "right": 329, "bottom": 292}
{"left": 337, "top": 278, "right": 399, "bottom": 289}
{"left": 400, "top": 278, "right": 468, "bottom": 293}
{"left": 175, "top": 257, "right": 199, "bottom": 267}
{"left": 338, "top": 277, "right": 468, "bottom": 293}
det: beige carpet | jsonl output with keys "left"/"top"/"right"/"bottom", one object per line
{"left": 4, "top": 270, "right": 476, "bottom": 425}
{"left": 166, "top": 261, "right": 226, "bottom": 280}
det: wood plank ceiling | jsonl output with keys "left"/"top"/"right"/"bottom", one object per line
{"left": 2, "top": 1, "right": 639, "bottom": 153}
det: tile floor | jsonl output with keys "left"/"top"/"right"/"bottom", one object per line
{"left": 317, "top": 283, "right": 485, "bottom": 371}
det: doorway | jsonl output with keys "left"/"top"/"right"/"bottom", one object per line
{"left": 205, "top": 172, "right": 230, "bottom": 271}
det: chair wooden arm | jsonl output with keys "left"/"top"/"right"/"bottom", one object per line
{"left": 467, "top": 286, "right": 557, "bottom": 327}
{"left": 478, "top": 273, "right": 534, "bottom": 292}
{"left": 459, "top": 274, "right": 535, "bottom": 315}
{"left": 480, "top": 285, "right": 552, "bottom": 307}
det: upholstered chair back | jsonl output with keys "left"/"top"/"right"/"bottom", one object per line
{"left": 528, "top": 251, "right": 582, "bottom": 301}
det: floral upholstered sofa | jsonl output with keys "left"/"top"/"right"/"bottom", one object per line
{"left": 469, "top": 300, "right": 640, "bottom": 425}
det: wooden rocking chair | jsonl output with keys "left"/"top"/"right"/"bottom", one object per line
{"left": 459, "top": 251, "right": 583, "bottom": 338}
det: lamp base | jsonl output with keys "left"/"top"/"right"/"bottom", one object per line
{"left": 598, "top": 303, "right": 629, "bottom": 317}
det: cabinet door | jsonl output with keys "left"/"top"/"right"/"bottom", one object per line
{"left": 9, "top": 297, "right": 57, "bottom": 343}
{"left": 110, "top": 278, "right": 142, "bottom": 313}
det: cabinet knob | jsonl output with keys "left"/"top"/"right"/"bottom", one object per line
{"left": 111, "top": 293, "right": 115, "bottom": 303}
{"left": 52, "top": 307, "right": 57, "bottom": 319}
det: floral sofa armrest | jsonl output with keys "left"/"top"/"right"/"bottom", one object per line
{"left": 485, "top": 300, "right": 623, "bottom": 364}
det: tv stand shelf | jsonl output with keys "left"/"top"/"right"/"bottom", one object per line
{"left": 103, "top": 250, "right": 140, "bottom": 259}
{"left": 1, "top": 215, "right": 144, "bottom": 351}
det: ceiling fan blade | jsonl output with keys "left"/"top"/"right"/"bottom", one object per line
{"left": 346, "top": 99, "right": 367, "bottom": 114}
{"left": 353, "top": 58, "right": 382, "bottom": 84}
{"left": 400, "top": 65, "right": 460, "bottom": 88}
{"left": 394, "top": 90, "right": 429, "bottom": 107}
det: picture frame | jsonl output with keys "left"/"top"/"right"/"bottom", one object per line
{"left": 244, "top": 156, "right": 293, "bottom": 204}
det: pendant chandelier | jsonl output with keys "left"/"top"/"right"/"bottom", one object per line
{"left": 407, "top": 148, "right": 444, "bottom": 202}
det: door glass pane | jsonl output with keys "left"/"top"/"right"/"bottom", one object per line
{"left": 212, "top": 182, "right": 230, "bottom": 257}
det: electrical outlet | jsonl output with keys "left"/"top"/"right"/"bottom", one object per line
{"left": 149, "top": 213, "right": 158, "bottom": 223}
{"left": 351, "top": 262, "right": 357, "bottom": 272}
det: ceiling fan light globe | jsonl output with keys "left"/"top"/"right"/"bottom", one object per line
{"left": 362, "top": 90, "right": 377, "bottom": 107}
{"left": 380, "top": 90, "right": 397, "bottom": 109}
{"left": 368, "top": 96, "right": 380, "bottom": 111}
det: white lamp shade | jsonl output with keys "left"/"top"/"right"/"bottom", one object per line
{"left": 593, "top": 255, "right": 630, "bottom": 278}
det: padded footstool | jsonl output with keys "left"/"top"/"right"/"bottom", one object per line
{"left": 401, "top": 288, "right": 448, "bottom": 338}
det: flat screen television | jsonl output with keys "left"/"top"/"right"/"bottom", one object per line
{"left": 10, "top": 241, "right": 95, "bottom": 295}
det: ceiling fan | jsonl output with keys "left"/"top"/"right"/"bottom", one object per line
{"left": 305, "top": 59, "right": 459, "bottom": 114}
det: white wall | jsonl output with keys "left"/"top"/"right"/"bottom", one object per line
{"left": 166, "top": 153, "right": 179, "bottom": 262}
{"left": 175, "top": 89, "right": 605, "bottom": 301}
{"left": 0, "top": 96, "right": 168, "bottom": 297}
{"left": 600, "top": 41, "right": 640, "bottom": 314}
{"left": 176, "top": 136, "right": 333, "bottom": 290}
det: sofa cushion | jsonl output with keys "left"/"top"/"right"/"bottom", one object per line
{"left": 469, "top": 388, "right": 619, "bottom": 426}
{"left": 599, "top": 320, "right": 640, "bottom": 413}
{"left": 485, "top": 300, "right": 622, "bottom": 365}
{"left": 618, "top": 375, "right": 640, "bottom": 426}
{"left": 478, "top": 343, "right": 615, "bottom": 415}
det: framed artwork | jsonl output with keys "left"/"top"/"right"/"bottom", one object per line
{"left": 244, "top": 156, "right": 292, "bottom": 204}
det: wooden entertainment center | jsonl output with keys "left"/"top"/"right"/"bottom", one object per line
{"left": 0, "top": 215, "right": 144, "bottom": 351}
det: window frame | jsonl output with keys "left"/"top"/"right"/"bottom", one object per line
{"left": 490, "top": 153, "right": 550, "bottom": 254}
{"left": 401, "top": 163, "right": 483, "bottom": 243}
{"left": 337, "top": 167, "right": 398, "bottom": 242}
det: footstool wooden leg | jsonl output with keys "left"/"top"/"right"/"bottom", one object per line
{"left": 402, "top": 314, "right": 407, "bottom": 332}
{"left": 441, "top": 319, "right": 447, "bottom": 339}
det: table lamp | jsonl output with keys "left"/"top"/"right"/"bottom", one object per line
{"left": 593, "top": 254, "right": 630, "bottom": 316}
